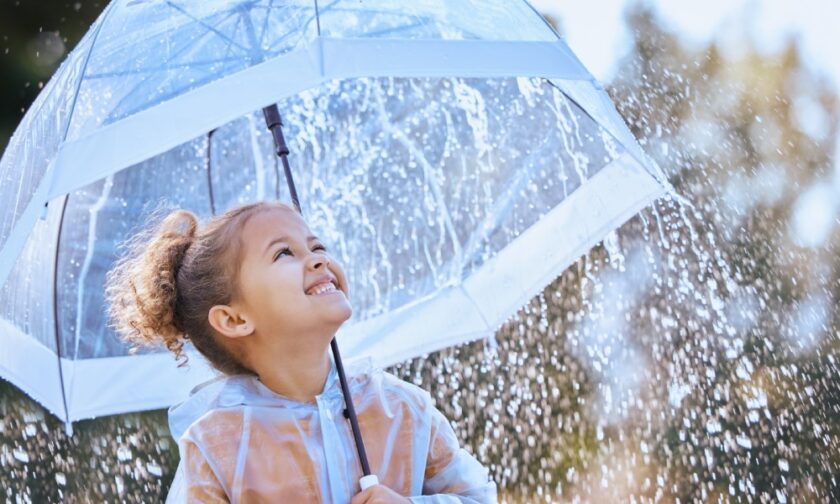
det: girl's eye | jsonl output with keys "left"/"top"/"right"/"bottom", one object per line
{"left": 273, "top": 247, "right": 292, "bottom": 261}
{"left": 273, "top": 244, "right": 327, "bottom": 261}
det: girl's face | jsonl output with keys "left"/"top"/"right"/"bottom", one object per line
{"left": 234, "top": 207, "right": 352, "bottom": 351}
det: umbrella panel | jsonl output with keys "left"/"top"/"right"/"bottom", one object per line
{"left": 0, "top": 76, "right": 628, "bottom": 362}
{"left": 55, "top": 140, "right": 216, "bottom": 361}
{"left": 0, "top": 200, "right": 62, "bottom": 353}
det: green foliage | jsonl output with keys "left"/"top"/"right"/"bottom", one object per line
{"left": 608, "top": 6, "right": 840, "bottom": 500}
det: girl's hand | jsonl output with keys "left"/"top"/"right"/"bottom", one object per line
{"left": 350, "top": 484, "right": 412, "bottom": 504}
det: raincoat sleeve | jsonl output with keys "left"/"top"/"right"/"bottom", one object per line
{"left": 410, "top": 400, "right": 497, "bottom": 503}
{"left": 165, "top": 439, "right": 229, "bottom": 503}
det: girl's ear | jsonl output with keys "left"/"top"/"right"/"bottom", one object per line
{"left": 208, "top": 305, "right": 254, "bottom": 339}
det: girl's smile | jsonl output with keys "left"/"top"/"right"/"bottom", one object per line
{"left": 305, "top": 275, "right": 341, "bottom": 296}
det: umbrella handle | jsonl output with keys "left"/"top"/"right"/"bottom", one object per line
{"left": 359, "top": 475, "right": 380, "bottom": 490}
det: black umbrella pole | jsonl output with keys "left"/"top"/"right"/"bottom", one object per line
{"left": 262, "top": 104, "right": 372, "bottom": 478}
{"left": 262, "top": 105, "right": 300, "bottom": 212}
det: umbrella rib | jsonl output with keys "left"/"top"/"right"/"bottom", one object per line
{"left": 61, "top": 1, "right": 118, "bottom": 141}
{"left": 313, "top": 0, "right": 322, "bottom": 36}
{"left": 304, "top": 0, "right": 356, "bottom": 37}
{"left": 51, "top": 196, "right": 72, "bottom": 427}
{"left": 314, "top": 0, "right": 339, "bottom": 16}
{"left": 87, "top": 10, "right": 471, "bottom": 81}
{"left": 206, "top": 130, "right": 217, "bottom": 216}
{"left": 457, "top": 283, "right": 493, "bottom": 333}
{"left": 259, "top": 0, "right": 276, "bottom": 43}
{"left": 164, "top": 1, "right": 249, "bottom": 52}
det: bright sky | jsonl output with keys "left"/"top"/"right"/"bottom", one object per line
{"left": 530, "top": 0, "right": 840, "bottom": 89}
{"left": 530, "top": 0, "right": 840, "bottom": 249}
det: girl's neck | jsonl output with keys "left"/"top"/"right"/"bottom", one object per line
{"left": 253, "top": 349, "right": 332, "bottom": 403}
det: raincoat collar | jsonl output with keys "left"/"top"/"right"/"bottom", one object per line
{"left": 168, "top": 354, "right": 374, "bottom": 442}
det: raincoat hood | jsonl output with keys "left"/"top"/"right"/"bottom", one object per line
{"left": 168, "top": 355, "right": 356, "bottom": 442}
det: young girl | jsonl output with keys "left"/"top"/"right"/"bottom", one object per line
{"left": 105, "top": 201, "right": 497, "bottom": 503}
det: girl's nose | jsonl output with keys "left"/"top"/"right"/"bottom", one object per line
{"left": 308, "top": 254, "right": 330, "bottom": 270}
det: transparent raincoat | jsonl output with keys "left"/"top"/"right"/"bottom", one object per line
{"left": 165, "top": 358, "right": 497, "bottom": 503}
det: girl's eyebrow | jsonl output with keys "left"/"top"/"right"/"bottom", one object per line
{"left": 264, "top": 235, "right": 319, "bottom": 255}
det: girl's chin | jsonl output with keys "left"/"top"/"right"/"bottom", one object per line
{"left": 327, "top": 304, "right": 353, "bottom": 325}
{"left": 311, "top": 303, "right": 353, "bottom": 328}
{"left": 321, "top": 296, "right": 352, "bottom": 314}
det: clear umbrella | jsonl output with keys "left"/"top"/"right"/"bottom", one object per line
{"left": 0, "top": 0, "right": 666, "bottom": 443}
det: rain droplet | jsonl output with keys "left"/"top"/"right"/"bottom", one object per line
{"left": 117, "top": 445, "right": 132, "bottom": 461}
{"left": 13, "top": 447, "right": 29, "bottom": 463}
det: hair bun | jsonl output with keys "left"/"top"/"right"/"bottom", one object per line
{"left": 105, "top": 208, "right": 200, "bottom": 364}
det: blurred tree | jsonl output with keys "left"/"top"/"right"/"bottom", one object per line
{"left": 0, "top": 1, "right": 106, "bottom": 152}
{"left": 606, "top": 5, "right": 840, "bottom": 501}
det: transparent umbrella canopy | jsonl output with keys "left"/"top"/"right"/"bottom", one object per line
{"left": 0, "top": 0, "right": 666, "bottom": 432}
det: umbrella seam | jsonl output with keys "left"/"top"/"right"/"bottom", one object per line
{"left": 458, "top": 284, "right": 493, "bottom": 334}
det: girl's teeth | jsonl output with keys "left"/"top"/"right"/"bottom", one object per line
{"left": 311, "top": 283, "right": 336, "bottom": 295}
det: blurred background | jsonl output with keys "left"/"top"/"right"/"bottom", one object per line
{"left": 1, "top": 0, "right": 839, "bottom": 502}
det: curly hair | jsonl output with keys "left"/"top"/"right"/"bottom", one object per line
{"left": 105, "top": 201, "right": 296, "bottom": 376}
